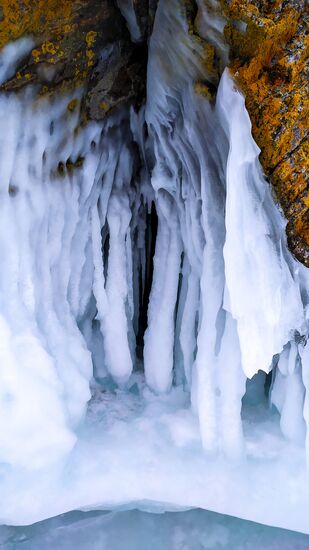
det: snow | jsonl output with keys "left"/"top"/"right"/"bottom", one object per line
{"left": 1, "top": 378, "right": 309, "bottom": 533}
{"left": 0, "top": 0, "right": 309, "bottom": 535}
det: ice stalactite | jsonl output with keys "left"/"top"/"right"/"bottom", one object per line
{"left": 0, "top": 90, "right": 89, "bottom": 468}
{"left": 101, "top": 190, "right": 134, "bottom": 386}
{"left": 143, "top": 191, "right": 182, "bottom": 393}
{"left": 217, "top": 75, "right": 306, "bottom": 379}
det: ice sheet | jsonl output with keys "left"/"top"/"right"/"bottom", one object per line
{"left": 1, "top": 508, "right": 309, "bottom": 550}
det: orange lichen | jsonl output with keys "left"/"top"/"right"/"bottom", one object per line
{"left": 100, "top": 101, "right": 110, "bottom": 112}
{"left": 85, "top": 31, "right": 97, "bottom": 48}
{"left": 0, "top": 1, "right": 73, "bottom": 50}
{"left": 67, "top": 98, "right": 78, "bottom": 113}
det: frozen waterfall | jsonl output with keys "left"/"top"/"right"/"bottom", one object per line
{"left": 0, "top": 0, "right": 309, "bottom": 534}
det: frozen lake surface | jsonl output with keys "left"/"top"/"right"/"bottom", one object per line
{"left": 1, "top": 508, "right": 309, "bottom": 550}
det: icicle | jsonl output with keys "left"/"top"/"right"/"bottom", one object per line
{"left": 144, "top": 191, "right": 182, "bottom": 393}
{"left": 144, "top": 0, "right": 309, "bottom": 460}
{"left": 0, "top": 61, "right": 145, "bottom": 467}
{"left": 216, "top": 313, "right": 246, "bottom": 459}
{"left": 101, "top": 191, "right": 134, "bottom": 386}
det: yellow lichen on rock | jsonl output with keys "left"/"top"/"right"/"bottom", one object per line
{"left": 0, "top": 1, "right": 129, "bottom": 95}
{"left": 194, "top": 81, "right": 213, "bottom": 101}
{"left": 85, "top": 31, "right": 97, "bottom": 48}
{"left": 0, "top": 0, "right": 73, "bottom": 49}
{"left": 67, "top": 98, "right": 79, "bottom": 113}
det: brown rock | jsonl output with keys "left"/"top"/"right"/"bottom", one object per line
{"left": 0, "top": 0, "right": 150, "bottom": 120}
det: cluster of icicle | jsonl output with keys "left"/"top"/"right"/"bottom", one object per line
{"left": 0, "top": 0, "right": 308, "bottom": 470}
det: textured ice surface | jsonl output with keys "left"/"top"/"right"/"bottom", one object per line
{"left": 0, "top": 0, "right": 309, "bottom": 534}
{"left": 1, "top": 509, "right": 309, "bottom": 550}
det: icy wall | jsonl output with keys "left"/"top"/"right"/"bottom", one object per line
{"left": 143, "top": 0, "right": 309, "bottom": 460}
{"left": 0, "top": 0, "right": 309, "bottom": 526}
{"left": 0, "top": 82, "right": 151, "bottom": 468}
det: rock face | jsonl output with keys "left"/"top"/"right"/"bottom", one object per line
{"left": 0, "top": 0, "right": 149, "bottom": 120}
{"left": 220, "top": 0, "right": 308, "bottom": 265}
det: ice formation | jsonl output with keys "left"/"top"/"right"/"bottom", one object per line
{"left": 0, "top": 0, "right": 309, "bottom": 533}
{"left": 144, "top": 0, "right": 309, "bottom": 460}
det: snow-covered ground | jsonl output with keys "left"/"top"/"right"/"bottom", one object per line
{"left": 0, "top": 375, "right": 309, "bottom": 533}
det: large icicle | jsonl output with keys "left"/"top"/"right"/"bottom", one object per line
{"left": 144, "top": 191, "right": 182, "bottom": 393}
{"left": 217, "top": 71, "right": 306, "bottom": 378}
{"left": 102, "top": 190, "right": 134, "bottom": 386}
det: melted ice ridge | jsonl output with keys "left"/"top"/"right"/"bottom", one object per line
{"left": 0, "top": 0, "right": 309, "bottom": 531}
